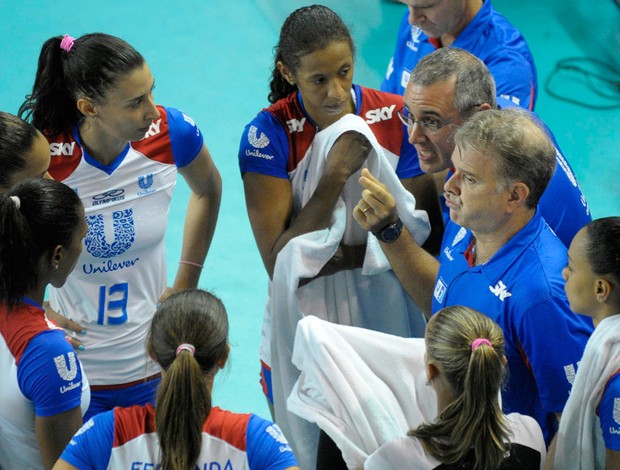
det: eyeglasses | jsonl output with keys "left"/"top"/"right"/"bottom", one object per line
{"left": 397, "top": 106, "right": 461, "bottom": 134}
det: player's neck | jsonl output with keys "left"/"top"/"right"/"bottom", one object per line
{"left": 79, "top": 122, "right": 128, "bottom": 166}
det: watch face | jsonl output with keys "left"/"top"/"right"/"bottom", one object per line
{"left": 376, "top": 218, "right": 403, "bottom": 243}
{"left": 381, "top": 226, "right": 400, "bottom": 242}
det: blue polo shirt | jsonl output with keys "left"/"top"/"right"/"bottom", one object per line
{"left": 440, "top": 99, "right": 591, "bottom": 248}
{"left": 433, "top": 211, "right": 593, "bottom": 444}
{"left": 382, "top": 0, "right": 537, "bottom": 110}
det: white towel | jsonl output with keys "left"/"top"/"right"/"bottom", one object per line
{"left": 288, "top": 315, "right": 437, "bottom": 469}
{"left": 554, "top": 314, "right": 620, "bottom": 469}
{"left": 270, "top": 114, "right": 431, "bottom": 469}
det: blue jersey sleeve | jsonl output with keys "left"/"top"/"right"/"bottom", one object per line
{"left": 246, "top": 414, "right": 298, "bottom": 469}
{"left": 17, "top": 330, "right": 84, "bottom": 417}
{"left": 600, "top": 373, "right": 620, "bottom": 451}
{"left": 518, "top": 297, "right": 591, "bottom": 412}
{"left": 380, "top": 10, "right": 410, "bottom": 94}
{"left": 238, "top": 111, "right": 291, "bottom": 179}
{"left": 60, "top": 412, "right": 114, "bottom": 469}
{"left": 165, "top": 107, "right": 204, "bottom": 168}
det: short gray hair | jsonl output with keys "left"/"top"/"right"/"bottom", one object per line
{"left": 409, "top": 47, "right": 497, "bottom": 116}
{"left": 454, "top": 108, "right": 556, "bottom": 208}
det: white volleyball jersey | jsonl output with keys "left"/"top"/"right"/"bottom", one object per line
{"left": 0, "top": 299, "right": 90, "bottom": 468}
{"left": 47, "top": 106, "right": 203, "bottom": 385}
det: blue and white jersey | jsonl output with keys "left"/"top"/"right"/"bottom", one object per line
{"left": 0, "top": 299, "right": 90, "bottom": 468}
{"left": 47, "top": 106, "right": 203, "bottom": 386}
{"left": 60, "top": 405, "right": 299, "bottom": 469}
{"left": 382, "top": 0, "right": 537, "bottom": 110}
{"left": 600, "top": 372, "right": 620, "bottom": 451}
{"left": 433, "top": 211, "right": 593, "bottom": 445}
{"left": 239, "top": 85, "right": 422, "bottom": 182}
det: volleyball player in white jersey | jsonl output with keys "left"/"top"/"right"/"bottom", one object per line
{"left": 0, "top": 178, "right": 90, "bottom": 469}
{"left": 19, "top": 32, "right": 222, "bottom": 420}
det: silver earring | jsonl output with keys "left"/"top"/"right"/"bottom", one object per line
{"left": 53, "top": 264, "right": 59, "bottom": 271}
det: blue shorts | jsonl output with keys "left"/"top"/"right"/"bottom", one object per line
{"left": 260, "top": 360, "right": 273, "bottom": 406}
{"left": 84, "top": 374, "right": 161, "bottom": 422}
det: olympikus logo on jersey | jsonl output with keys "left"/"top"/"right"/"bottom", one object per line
{"left": 50, "top": 142, "right": 76, "bottom": 156}
{"left": 143, "top": 119, "right": 162, "bottom": 139}
{"left": 489, "top": 280, "right": 512, "bottom": 301}
{"left": 286, "top": 117, "right": 306, "bottom": 133}
{"left": 92, "top": 189, "right": 125, "bottom": 206}
{"left": 365, "top": 104, "right": 396, "bottom": 124}
{"left": 54, "top": 352, "right": 78, "bottom": 381}
{"left": 248, "top": 125, "right": 270, "bottom": 148}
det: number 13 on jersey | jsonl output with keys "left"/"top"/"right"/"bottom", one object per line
{"left": 97, "top": 282, "right": 129, "bottom": 325}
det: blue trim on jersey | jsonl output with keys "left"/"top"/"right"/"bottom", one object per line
{"left": 381, "top": 0, "right": 537, "bottom": 109}
{"left": 17, "top": 329, "right": 83, "bottom": 417}
{"left": 165, "top": 107, "right": 204, "bottom": 168}
{"left": 21, "top": 296, "right": 44, "bottom": 309}
{"left": 600, "top": 373, "right": 620, "bottom": 451}
{"left": 71, "top": 126, "right": 131, "bottom": 176}
{"left": 434, "top": 211, "right": 592, "bottom": 445}
{"left": 60, "top": 413, "right": 114, "bottom": 470}
{"left": 246, "top": 415, "right": 299, "bottom": 469}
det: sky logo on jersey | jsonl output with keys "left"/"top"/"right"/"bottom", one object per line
{"left": 248, "top": 125, "right": 270, "bottom": 148}
{"left": 366, "top": 104, "right": 396, "bottom": 124}
{"left": 286, "top": 117, "right": 306, "bottom": 133}
{"left": 434, "top": 278, "right": 447, "bottom": 303}
{"left": 143, "top": 119, "right": 162, "bottom": 139}
{"left": 85, "top": 209, "right": 135, "bottom": 258}
{"left": 50, "top": 142, "right": 76, "bottom": 156}
{"left": 92, "top": 189, "right": 125, "bottom": 206}
{"left": 489, "top": 280, "right": 512, "bottom": 301}
{"left": 137, "top": 174, "right": 156, "bottom": 196}
{"left": 54, "top": 351, "right": 78, "bottom": 381}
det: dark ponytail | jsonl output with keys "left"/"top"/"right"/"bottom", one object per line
{"left": 0, "top": 111, "right": 40, "bottom": 188}
{"left": 19, "top": 33, "right": 144, "bottom": 137}
{"left": 0, "top": 178, "right": 83, "bottom": 309}
{"left": 148, "top": 289, "right": 229, "bottom": 470}
{"left": 268, "top": 5, "right": 355, "bottom": 103}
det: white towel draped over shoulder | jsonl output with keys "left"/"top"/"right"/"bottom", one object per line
{"left": 554, "top": 314, "right": 620, "bottom": 469}
{"left": 288, "top": 316, "right": 437, "bottom": 470}
{"left": 270, "top": 114, "right": 431, "bottom": 469}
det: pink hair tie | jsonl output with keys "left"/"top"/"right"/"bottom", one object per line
{"left": 471, "top": 338, "right": 492, "bottom": 351}
{"left": 175, "top": 343, "right": 196, "bottom": 357}
{"left": 60, "top": 34, "right": 75, "bottom": 52}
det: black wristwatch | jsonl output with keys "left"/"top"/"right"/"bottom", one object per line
{"left": 373, "top": 217, "right": 403, "bottom": 243}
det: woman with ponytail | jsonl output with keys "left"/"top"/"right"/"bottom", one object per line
{"left": 0, "top": 178, "right": 90, "bottom": 469}
{"left": 19, "top": 32, "right": 222, "bottom": 420}
{"left": 365, "top": 305, "right": 546, "bottom": 469}
{"left": 54, "top": 289, "right": 299, "bottom": 470}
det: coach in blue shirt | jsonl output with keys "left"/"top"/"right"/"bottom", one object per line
{"left": 355, "top": 107, "right": 592, "bottom": 446}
